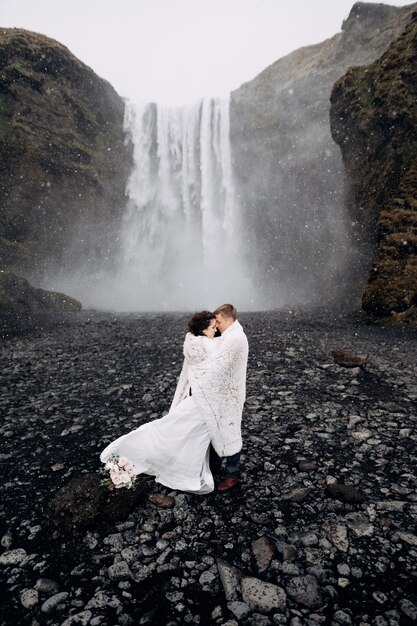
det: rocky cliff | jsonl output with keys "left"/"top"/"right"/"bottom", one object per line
{"left": 331, "top": 11, "right": 417, "bottom": 324}
{"left": 0, "top": 28, "right": 131, "bottom": 281}
{"left": 230, "top": 2, "right": 417, "bottom": 309}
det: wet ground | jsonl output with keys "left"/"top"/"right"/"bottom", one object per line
{"left": 1, "top": 311, "right": 417, "bottom": 625}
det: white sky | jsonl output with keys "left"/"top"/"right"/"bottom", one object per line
{"left": 1, "top": 0, "right": 416, "bottom": 105}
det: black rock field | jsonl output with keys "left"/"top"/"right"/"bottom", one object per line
{"left": 1, "top": 311, "right": 417, "bottom": 626}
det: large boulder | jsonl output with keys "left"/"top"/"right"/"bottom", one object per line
{"left": 44, "top": 473, "right": 149, "bottom": 539}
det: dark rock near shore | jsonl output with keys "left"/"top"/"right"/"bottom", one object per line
{"left": 0, "top": 271, "right": 81, "bottom": 314}
{"left": 45, "top": 473, "right": 149, "bottom": 539}
{"left": 0, "top": 271, "right": 81, "bottom": 337}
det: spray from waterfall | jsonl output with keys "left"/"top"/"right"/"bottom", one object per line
{"left": 114, "top": 97, "right": 254, "bottom": 311}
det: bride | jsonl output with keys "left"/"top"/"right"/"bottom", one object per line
{"left": 100, "top": 311, "right": 218, "bottom": 494}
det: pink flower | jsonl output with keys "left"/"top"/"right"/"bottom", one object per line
{"left": 110, "top": 472, "right": 123, "bottom": 485}
{"left": 118, "top": 456, "right": 130, "bottom": 468}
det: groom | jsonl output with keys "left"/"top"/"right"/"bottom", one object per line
{"left": 211, "top": 303, "right": 249, "bottom": 492}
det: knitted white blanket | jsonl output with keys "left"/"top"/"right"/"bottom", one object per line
{"left": 171, "top": 320, "right": 249, "bottom": 457}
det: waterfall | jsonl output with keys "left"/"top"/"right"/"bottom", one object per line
{"left": 116, "top": 97, "right": 253, "bottom": 311}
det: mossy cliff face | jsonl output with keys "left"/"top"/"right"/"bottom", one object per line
{"left": 230, "top": 2, "right": 417, "bottom": 307}
{"left": 331, "top": 12, "right": 417, "bottom": 324}
{"left": 0, "top": 28, "right": 131, "bottom": 278}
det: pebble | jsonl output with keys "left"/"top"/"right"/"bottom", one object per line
{"left": 60, "top": 610, "right": 93, "bottom": 626}
{"left": 20, "top": 588, "right": 39, "bottom": 608}
{"left": 41, "top": 591, "right": 70, "bottom": 613}
{"left": 227, "top": 601, "right": 251, "bottom": 620}
{"left": 0, "top": 548, "right": 27, "bottom": 565}
{"left": 285, "top": 575, "right": 323, "bottom": 609}
{"left": 108, "top": 561, "right": 131, "bottom": 581}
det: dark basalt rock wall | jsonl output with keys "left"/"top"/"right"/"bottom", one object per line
{"left": 230, "top": 2, "right": 417, "bottom": 307}
{"left": 331, "top": 12, "right": 417, "bottom": 325}
{"left": 0, "top": 28, "right": 131, "bottom": 279}
{"left": 0, "top": 271, "right": 82, "bottom": 336}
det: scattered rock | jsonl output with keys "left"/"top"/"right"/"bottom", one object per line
{"left": 20, "top": 588, "right": 39, "bottom": 609}
{"left": 345, "top": 512, "right": 374, "bottom": 537}
{"left": 44, "top": 473, "right": 148, "bottom": 538}
{"left": 217, "top": 559, "right": 243, "bottom": 602}
{"left": 108, "top": 561, "right": 131, "bottom": 581}
{"left": 251, "top": 536, "right": 275, "bottom": 573}
{"left": 41, "top": 591, "right": 69, "bottom": 613}
{"left": 325, "top": 483, "right": 366, "bottom": 504}
{"left": 322, "top": 522, "right": 349, "bottom": 552}
{"left": 280, "top": 487, "right": 311, "bottom": 503}
{"left": 241, "top": 577, "right": 287, "bottom": 612}
{"left": 285, "top": 575, "right": 323, "bottom": 609}
{"left": 227, "top": 601, "right": 251, "bottom": 620}
{"left": 149, "top": 493, "right": 175, "bottom": 508}
{"left": 331, "top": 349, "right": 367, "bottom": 369}
{"left": 0, "top": 548, "right": 27, "bottom": 565}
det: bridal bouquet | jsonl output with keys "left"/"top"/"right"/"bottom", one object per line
{"left": 102, "top": 455, "right": 137, "bottom": 490}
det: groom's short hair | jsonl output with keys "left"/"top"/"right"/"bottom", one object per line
{"left": 214, "top": 304, "right": 237, "bottom": 320}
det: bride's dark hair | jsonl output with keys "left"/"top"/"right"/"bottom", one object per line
{"left": 188, "top": 311, "right": 215, "bottom": 336}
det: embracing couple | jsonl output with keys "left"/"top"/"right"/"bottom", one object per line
{"left": 100, "top": 304, "right": 249, "bottom": 494}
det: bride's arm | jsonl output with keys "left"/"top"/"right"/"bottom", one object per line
{"left": 183, "top": 333, "right": 212, "bottom": 365}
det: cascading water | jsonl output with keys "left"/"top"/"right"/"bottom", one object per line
{"left": 115, "top": 97, "right": 253, "bottom": 311}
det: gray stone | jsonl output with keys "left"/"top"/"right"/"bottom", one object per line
{"left": 0, "top": 548, "right": 27, "bottom": 565}
{"left": 103, "top": 532, "right": 124, "bottom": 551}
{"left": 41, "top": 592, "right": 70, "bottom": 613}
{"left": 20, "top": 588, "right": 39, "bottom": 609}
{"left": 108, "top": 560, "right": 131, "bottom": 581}
{"left": 285, "top": 575, "right": 323, "bottom": 609}
{"left": 85, "top": 590, "right": 121, "bottom": 610}
{"left": 199, "top": 569, "right": 217, "bottom": 587}
{"left": 217, "top": 559, "right": 243, "bottom": 602}
{"left": 301, "top": 533, "right": 319, "bottom": 547}
{"left": 242, "top": 577, "right": 287, "bottom": 612}
{"left": 281, "top": 562, "right": 300, "bottom": 576}
{"left": 322, "top": 522, "right": 348, "bottom": 552}
{"left": 345, "top": 512, "right": 374, "bottom": 537}
{"left": 34, "top": 578, "right": 60, "bottom": 593}
{"left": 395, "top": 532, "right": 417, "bottom": 546}
{"left": 131, "top": 564, "right": 154, "bottom": 582}
{"left": 333, "top": 609, "right": 353, "bottom": 625}
{"left": 400, "top": 598, "right": 417, "bottom": 620}
{"left": 1, "top": 532, "right": 13, "bottom": 549}
{"left": 59, "top": 610, "right": 93, "bottom": 626}
{"left": 376, "top": 501, "right": 406, "bottom": 512}
{"left": 281, "top": 487, "right": 311, "bottom": 503}
{"left": 227, "top": 601, "right": 251, "bottom": 620}
{"left": 282, "top": 544, "right": 297, "bottom": 562}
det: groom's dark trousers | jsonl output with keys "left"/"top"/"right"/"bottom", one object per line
{"left": 209, "top": 445, "right": 240, "bottom": 479}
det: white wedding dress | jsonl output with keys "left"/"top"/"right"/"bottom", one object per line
{"left": 100, "top": 394, "right": 214, "bottom": 494}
